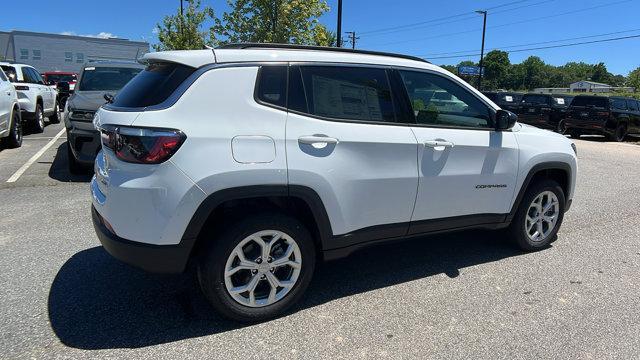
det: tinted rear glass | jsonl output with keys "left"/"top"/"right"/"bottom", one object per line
{"left": 611, "top": 98, "right": 627, "bottom": 110}
{"left": 78, "top": 66, "right": 142, "bottom": 92}
{"left": 110, "top": 62, "right": 194, "bottom": 108}
{"left": 46, "top": 74, "right": 76, "bottom": 83}
{"left": 0, "top": 66, "right": 17, "bottom": 82}
{"left": 570, "top": 96, "right": 608, "bottom": 108}
{"left": 522, "top": 94, "right": 550, "bottom": 105}
{"left": 256, "top": 65, "right": 287, "bottom": 107}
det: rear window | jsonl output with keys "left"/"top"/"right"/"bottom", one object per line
{"left": 570, "top": 96, "right": 608, "bottom": 108}
{"left": 110, "top": 62, "right": 194, "bottom": 108}
{"left": 46, "top": 74, "right": 76, "bottom": 83}
{"left": 1, "top": 65, "right": 17, "bottom": 82}
{"left": 611, "top": 98, "right": 627, "bottom": 110}
{"left": 522, "top": 94, "right": 550, "bottom": 105}
{"left": 78, "top": 66, "right": 142, "bottom": 92}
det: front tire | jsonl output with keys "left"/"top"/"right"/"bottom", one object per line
{"left": 609, "top": 124, "right": 627, "bottom": 142}
{"left": 556, "top": 120, "right": 567, "bottom": 134}
{"left": 508, "top": 179, "right": 565, "bottom": 251}
{"left": 197, "top": 213, "right": 316, "bottom": 322}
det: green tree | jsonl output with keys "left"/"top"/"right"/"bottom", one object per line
{"left": 628, "top": 67, "right": 640, "bottom": 91}
{"left": 154, "top": 0, "right": 216, "bottom": 51}
{"left": 439, "top": 64, "right": 457, "bottom": 75}
{"left": 521, "top": 56, "right": 547, "bottom": 90}
{"left": 591, "top": 62, "right": 611, "bottom": 83}
{"left": 482, "top": 50, "right": 510, "bottom": 90}
{"left": 213, "top": 0, "right": 332, "bottom": 46}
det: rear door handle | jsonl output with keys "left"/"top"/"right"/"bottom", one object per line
{"left": 298, "top": 135, "right": 339, "bottom": 145}
{"left": 424, "top": 140, "right": 454, "bottom": 148}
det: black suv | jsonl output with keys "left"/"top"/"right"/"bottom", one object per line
{"left": 483, "top": 91, "right": 522, "bottom": 113}
{"left": 517, "top": 93, "right": 573, "bottom": 132}
{"left": 562, "top": 95, "right": 640, "bottom": 142}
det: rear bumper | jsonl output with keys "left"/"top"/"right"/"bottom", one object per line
{"left": 92, "top": 205, "right": 192, "bottom": 273}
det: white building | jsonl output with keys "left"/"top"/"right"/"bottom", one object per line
{"left": 569, "top": 80, "right": 634, "bottom": 93}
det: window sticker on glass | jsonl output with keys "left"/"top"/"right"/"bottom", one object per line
{"left": 311, "top": 75, "right": 383, "bottom": 120}
{"left": 504, "top": 96, "right": 513, "bottom": 102}
{"left": 555, "top": 98, "right": 565, "bottom": 105}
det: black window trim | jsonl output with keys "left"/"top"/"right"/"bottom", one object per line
{"left": 253, "top": 64, "right": 289, "bottom": 112}
{"left": 392, "top": 66, "right": 499, "bottom": 131}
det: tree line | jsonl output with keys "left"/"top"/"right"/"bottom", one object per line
{"left": 440, "top": 50, "right": 640, "bottom": 92}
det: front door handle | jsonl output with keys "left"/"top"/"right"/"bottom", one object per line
{"left": 424, "top": 140, "right": 455, "bottom": 148}
{"left": 298, "top": 135, "right": 339, "bottom": 145}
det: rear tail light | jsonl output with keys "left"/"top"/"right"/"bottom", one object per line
{"left": 100, "top": 125, "right": 185, "bottom": 164}
{"left": 15, "top": 85, "right": 29, "bottom": 91}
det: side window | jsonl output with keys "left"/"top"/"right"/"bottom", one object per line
{"left": 611, "top": 98, "right": 627, "bottom": 110}
{"left": 626, "top": 99, "right": 639, "bottom": 111}
{"left": 399, "top": 70, "right": 492, "bottom": 128}
{"left": 0, "top": 69, "right": 7, "bottom": 82}
{"left": 32, "top": 69, "right": 44, "bottom": 84}
{"left": 298, "top": 66, "right": 395, "bottom": 122}
{"left": 256, "top": 65, "right": 287, "bottom": 108}
{"left": 21, "top": 68, "right": 35, "bottom": 83}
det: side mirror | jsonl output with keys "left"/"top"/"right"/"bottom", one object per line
{"left": 48, "top": 80, "right": 56, "bottom": 86}
{"left": 57, "top": 81, "right": 70, "bottom": 93}
{"left": 495, "top": 109, "right": 517, "bottom": 130}
{"left": 103, "top": 93, "right": 114, "bottom": 103}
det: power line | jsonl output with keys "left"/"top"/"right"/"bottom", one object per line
{"left": 371, "top": 0, "right": 634, "bottom": 47}
{"left": 425, "top": 34, "right": 640, "bottom": 60}
{"left": 419, "top": 28, "right": 640, "bottom": 56}
{"left": 358, "top": 0, "right": 536, "bottom": 36}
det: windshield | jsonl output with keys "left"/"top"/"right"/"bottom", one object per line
{"left": 78, "top": 66, "right": 142, "bottom": 91}
{"left": 46, "top": 74, "right": 76, "bottom": 83}
{"left": 571, "top": 96, "right": 608, "bottom": 108}
{"left": 522, "top": 94, "right": 549, "bottom": 105}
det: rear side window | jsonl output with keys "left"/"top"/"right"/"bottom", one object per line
{"left": 0, "top": 66, "right": 16, "bottom": 82}
{"left": 627, "top": 100, "right": 640, "bottom": 111}
{"left": 111, "top": 62, "right": 194, "bottom": 108}
{"left": 297, "top": 66, "right": 395, "bottom": 122}
{"left": 571, "top": 96, "right": 608, "bottom": 108}
{"left": 256, "top": 65, "right": 287, "bottom": 108}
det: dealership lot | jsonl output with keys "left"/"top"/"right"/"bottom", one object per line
{"left": 0, "top": 123, "right": 639, "bottom": 359}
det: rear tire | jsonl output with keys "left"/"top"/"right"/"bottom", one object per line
{"left": 508, "top": 179, "right": 565, "bottom": 251}
{"left": 197, "top": 213, "right": 316, "bottom": 322}
{"left": 609, "top": 124, "right": 627, "bottom": 142}
{"left": 32, "top": 104, "right": 45, "bottom": 133}
{"left": 556, "top": 120, "right": 567, "bottom": 134}
{"left": 3, "top": 110, "right": 22, "bottom": 149}
{"left": 48, "top": 102, "right": 60, "bottom": 124}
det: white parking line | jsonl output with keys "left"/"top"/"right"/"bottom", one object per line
{"left": 6, "top": 128, "right": 66, "bottom": 183}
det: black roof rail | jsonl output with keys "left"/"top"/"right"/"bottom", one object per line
{"left": 217, "top": 43, "right": 430, "bottom": 64}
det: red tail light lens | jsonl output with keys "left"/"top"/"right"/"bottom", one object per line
{"left": 99, "top": 125, "right": 185, "bottom": 164}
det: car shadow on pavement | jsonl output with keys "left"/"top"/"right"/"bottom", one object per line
{"left": 48, "top": 142, "right": 93, "bottom": 183}
{"left": 48, "top": 230, "right": 524, "bottom": 350}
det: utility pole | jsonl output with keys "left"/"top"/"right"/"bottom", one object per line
{"left": 476, "top": 10, "right": 487, "bottom": 90}
{"left": 180, "top": 0, "right": 184, "bottom": 38}
{"left": 346, "top": 31, "right": 359, "bottom": 49}
{"left": 336, "top": 0, "right": 343, "bottom": 47}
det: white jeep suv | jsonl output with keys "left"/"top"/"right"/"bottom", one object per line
{"left": 91, "top": 44, "right": 577, "bottom": 322}
{"left": 0, "top": 62, "right": 59, "bottom": 133}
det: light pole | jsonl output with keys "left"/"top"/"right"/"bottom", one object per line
{"left": 336, "top": 0, "right": 343, "bottom": 47}
{"left": 476, "top": 10, "right": 487, "bottom": 90}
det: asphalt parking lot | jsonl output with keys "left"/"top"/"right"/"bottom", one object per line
{"left": 1, "top": 122, "right": 639, "bottom": 359}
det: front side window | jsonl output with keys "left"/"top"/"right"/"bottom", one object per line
{"left": 256, "top": 65, "right": 287, "bottom": 108}
{"left": 78, "top": 66, "right": 142, "bottom": 92}
{"left": 21, "top": 68, "right": 36, "bottom": 83}
{"left": 32, "top": 50, "right": 41, "bottom": 60}
{"left": 20, "top": 49, "right": 28, "bottom": 60}
{"left": 297, "top": 66, "right": 395, "bottom": 122}
{"left": 65, "top": 52, "right": 73, "bottom": 62}
{"left": 399, "top": 70, "right": 491, "bottom": 128}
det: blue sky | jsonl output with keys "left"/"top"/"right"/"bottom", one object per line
{"left": 4, "top": 0, "right": 640, "bottom": 75}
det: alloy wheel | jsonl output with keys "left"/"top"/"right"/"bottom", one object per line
{"left": 525, "top": 191, "right": 559, "bottom": 242}
{"left": 224, "top": 230, "right": 302, "bottom": 307}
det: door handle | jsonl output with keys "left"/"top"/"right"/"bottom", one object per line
{"left": 298, "top": 135, "right": 339, "bottom": 145}
{"left": 424, "top": 140, "right": 455, "bottom": 148}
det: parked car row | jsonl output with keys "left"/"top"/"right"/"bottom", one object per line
{"left": 483, "top": 91, "right": 640, "bottom": 142}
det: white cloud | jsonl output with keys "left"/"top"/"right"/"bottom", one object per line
{"left": 60, "top": 31, "right": 117, "bottom": 39}
{"left": 151, "top": 27, "right": 159, "bottom": 35}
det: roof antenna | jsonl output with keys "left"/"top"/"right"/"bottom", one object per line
{"left": 203, "top": 44, "right": 214, "bottom": 50}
